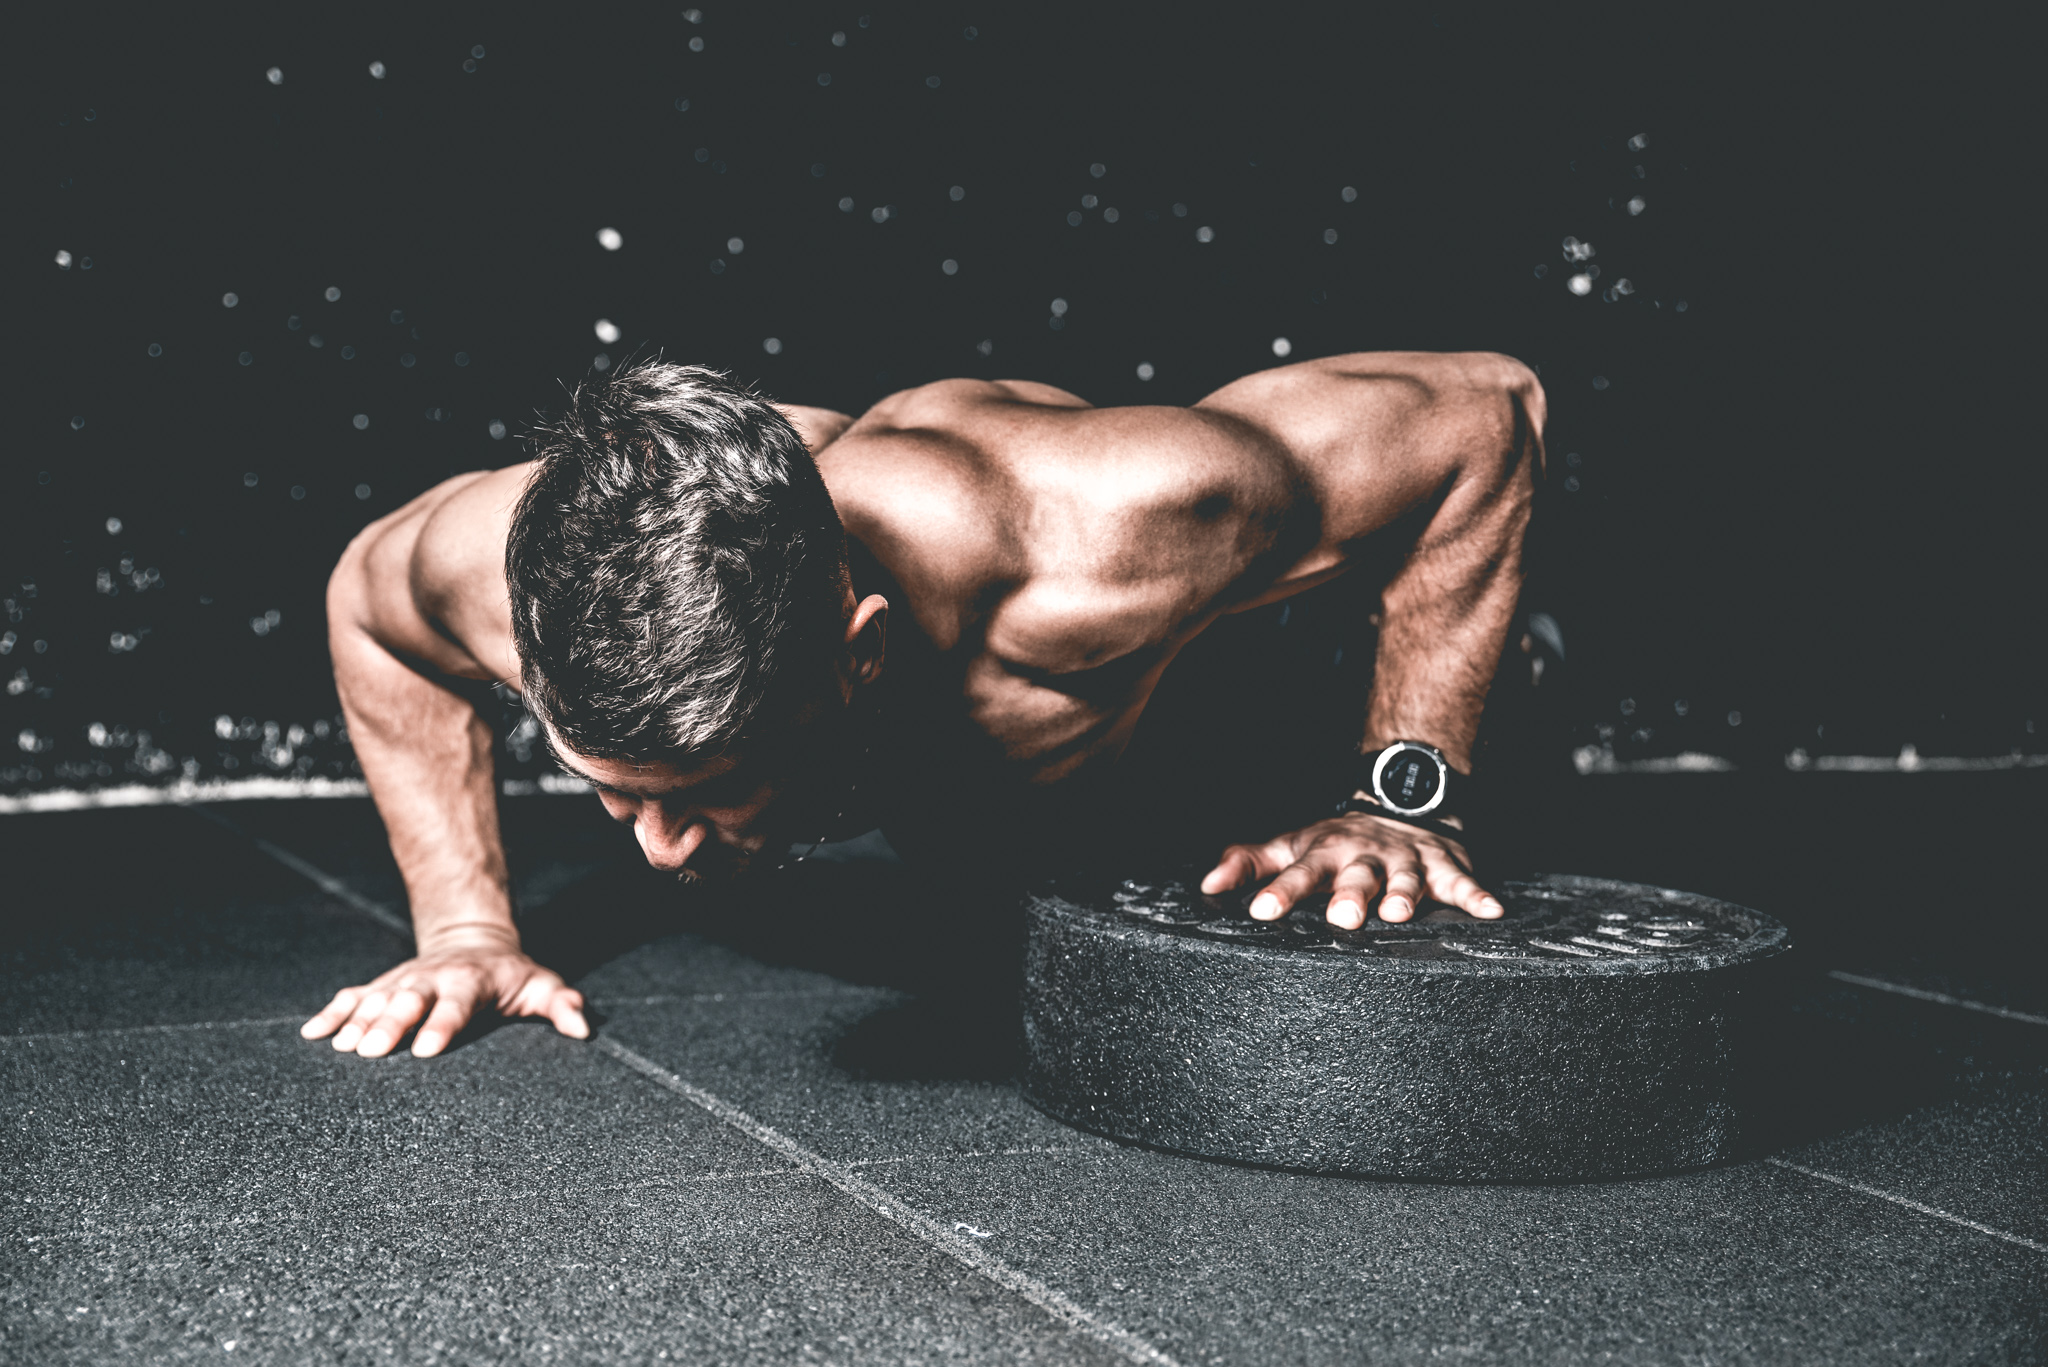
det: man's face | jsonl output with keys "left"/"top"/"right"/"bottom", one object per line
{"left": 543, "top": 710, "right": 844, "bottom": 883}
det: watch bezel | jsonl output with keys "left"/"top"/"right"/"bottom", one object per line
{"left": 1369, "top": 741, "right": 1451, "bottom": 817}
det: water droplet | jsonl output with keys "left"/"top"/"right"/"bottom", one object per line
{"left": 832, "top": 30, "right": 846, "bottom": 46}
{"left": 1627, "top": 196, "right": 1646, "bottom": 216}
{"left": 454, "top": 351, "right": 470, "bottom": 366}
{"left": 597, "top": 226, "right": 623, "bottom": 251}
{"left": 1563, "top": 475, "right": 1580, "bottom": 493}
{"left": 369, "top": 61, "right": 386, "bottom": 79}
{"left": 105, "top": 517, "right": 122, "bottom": 534}
{"left": 949, "top": 185, "right": 965, "bottom": 201}
{"left": 1627, "top": 132, "right": 1648, "bottom": 151}
{"left": 1102, "top": 207, "right": 1119, "bottom": 223}
{"left": 54, "top": 250, "right": 73, "bottom": 269}
{"left": 1271, "top": 337, "right": 1292, "bottom": 358}
{"left": 290, "top": 485, "right": 307, "bottom": 501}
{"left": 871, "top": 206, "right": 890, "bottom": 223}
{"left": 689, "top": 37, "right": 705, "bottom": 52}
{"left": 817, "top": 71, "right": 830, "bottom": 85}
{"left": 1195, "top": 225, "right": 1214, "bottom": 243}
{"left": 763, "top": 337, "right": 783, "bottom": 355}
{"left": 463, "top": 58, "right": 477, "bottom": 73}
{"left": 1727, "top": 710, "right": 1742, "bottom": 727}
{"left": 238, "top": 351, "right": 254, "bottom": 366}
{"left": 352, "top": 414, "right": 369, "bottom": 430}
{"left": 810, "top": 163, "right": 826, "bottom": 178}
{"left": 925, "top": 75, "right": 941, "bottom": 88}
{"left": 838, "top": 196, "right": 855, "bottom": 212}
{"left": 1081, "top": 194, "right": 1098, "bottom": 209}
{"left": 710, "top": 259, "right": 726, "bottom": 274}
{"left": 488, "top": 419, "right": 507, "bottom": 440}
{"left": 147, "top": 342, "right": 162, "bottom": 357}
{"left": 1591, "top": 375, "right": 1610, "bottom": 390}
{"left": 594, "top": 319, "right": 620, "bottom": 343}
{"left": 399, "top": 352, "right": 415, "bottom": 368}
{"left": 684, "top": 7, "right": 703, "bottom": 21}
{"left": 726, "top": 236, "right": 744, "bottom": 254}
{"left": 1565, "top": 451, "right": 1582, "bottom": 469}
{"left": 244, "top": 472, "right": 260, "bottom": 487}
{"left": 1568, "top": 274, "right": 1593, "bottom": 296}
{"left": 340, "top": 346, "right": 356, "bottom": 360}
{"left": 593, "top": 353, "right": 612, "bottom": 371}
{"left": 1049, "top": 298, "right": 1068, "bottom": 316}
{"left": 975, "top": 339, "right": 993, "bottom": 356}
{"left": 674, "top": 97, "right": 691, "bottom": 112}
{"left": 1322, "top": 228, "right": 1338, "bottom": 244}
{"left": 71, "top": 416, "right": 86, "bottom": 431}
{"left": 355, "top": 484, "right": 372, "bottom": 500}
{"left": 266, "top": 67, "right": 284, "bottom": 85}
{"left": 1172, "top": 203, "right": 1187, "bottom": 218}
{"left": 222, "top": 292, "right": 239, "bottom": 308}
{"left": 1136, "top": 362, "right": 1155, "bottom": 381}
{"left": 941, "top": 259, "right": 958, "bottom": 275}
{"left": 1675, "top": 300, "right": 1688, "bottom": 313}
{"left": 1341, "top": 186, "right": 1358, "bottom": 203}
{"left": 1066, "top": 210, "right": 1083, "bottom": 227}
{"left": 1089, "top": 162, "right": 1106, "bottom": 178}
{"left": 471, "top": 44, "right": 485, "bottom": 59}
{"left": 287, "top": 314, "right": 302, "bottom": 331}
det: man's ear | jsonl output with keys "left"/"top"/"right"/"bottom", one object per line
{"left": 844, "top": 594, "right": 888, "bottom": 686}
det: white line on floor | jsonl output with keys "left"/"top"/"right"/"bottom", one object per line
{"left": 594, "top": 1036, "right": 1183, "bottom": 1367}
{"left": 1767, "top": 1158, "right": 2048, "bottom": 1253}
{"left": 0, "top": 773, "right": 590, "bottom": 815}
{"left": 1826, "top": 971, "right": 2048, "bottom": 1026}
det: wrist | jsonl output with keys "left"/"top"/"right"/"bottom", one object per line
{"left": 416, "top": 919, "right": 523, "bottom": 957}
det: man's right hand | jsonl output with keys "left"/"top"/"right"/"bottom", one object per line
{"left": 300, "top": 929, "right": 589, "bottom": 1059}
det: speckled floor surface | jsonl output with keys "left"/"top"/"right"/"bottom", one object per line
{"left": 4, "top": 782, "right": 2043, "bottom": 1365}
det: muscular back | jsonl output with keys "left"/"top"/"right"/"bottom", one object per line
{"left": 349, "top": 352, "right": 1539, "bottom": 788}
{"left": 819, "top": 355, "right": 1539, "bottom": 783}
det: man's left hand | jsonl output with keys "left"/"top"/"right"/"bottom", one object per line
{"left": 1200, "top": 810, "right": 1504, "bottom": 929}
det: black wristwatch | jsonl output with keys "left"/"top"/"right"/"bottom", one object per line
{"left": 1359, "top": 740, "right": 1461, "bottom": 817}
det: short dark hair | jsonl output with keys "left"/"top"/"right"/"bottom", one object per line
{"left": 506, "top": 360, "right": 849, "bottom": 762}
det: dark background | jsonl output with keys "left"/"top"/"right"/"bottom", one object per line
{"left": 6, "top": 2, "right": 2043, "bottom": 797}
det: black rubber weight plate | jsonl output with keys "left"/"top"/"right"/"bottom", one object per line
{"left": 1022, "top": 872, "right": 1792, "bottom": 1182}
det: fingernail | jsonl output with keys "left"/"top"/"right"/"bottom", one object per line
{"left": 1249, "top": 893, "right": 1281, "bottom": 920}
{"left": 1382, "top": 897, "right": 1412, "bottom": 922}
{"left": 299, "top": 1019, "right": 322, "bottom": 1038}
{"left": 411, "top": 1035, "right": 441, "bottom": 1058}
{"left": 1478, "top": 898, "right": 1505, "bottom": 918}
{"left": 566, "top": 1015, "right": 590, "bottom": 1040}
{"left": 331, "top": 1025, "right": 362, "bottom": 1051}
{"left": 1328, "top": 900, "right": 1363, "bottom": 929}
{"left": 358, "top": 1031, "right": 390, "bottom": 1056}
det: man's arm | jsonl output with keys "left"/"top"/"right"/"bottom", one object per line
{"left": 302, "top": 465, "right": 590, "bottom": 1058}
{"left": 1194, "top": 352, "right": 1545, "bottom": 926}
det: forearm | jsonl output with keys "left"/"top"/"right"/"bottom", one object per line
{"left": 331, "top": 616, "right": 516, "bottom": 952}
{"left": 1362, "top": 402, "right": 1539, "bottom": 774}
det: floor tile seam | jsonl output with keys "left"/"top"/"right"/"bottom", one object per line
{"left": 187, "top": 805, "right": 416, "bottom": 942}
{"left": 16, "top": 1167, "right": 814, "bottom": 1244}
{"left": 591, "top": 1035, "right": 1184, "bottom": 1367}
{"left": 1765, "top": 1157, "right": 2048, "bottom": 1253}
{"left": 843, "top": 1145, "right": 1103, "bottom": 1169}
{"left": 589, "top": 988, "right": 883, "bottom": 1009}
{"left": 1826, "top": 970, "right": 2048, "bottom": 1027}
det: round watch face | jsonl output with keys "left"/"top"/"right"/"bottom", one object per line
{"left": 1374, "top": 744, "right": 1445, "bottom": 814}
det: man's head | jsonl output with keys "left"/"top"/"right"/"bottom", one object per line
{"left": 507, "top": 360, "right": 883, "bottom": 876}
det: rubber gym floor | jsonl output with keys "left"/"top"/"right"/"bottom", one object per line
{"left": 4, "top": 771, "right": 2042, "bottom": 1364}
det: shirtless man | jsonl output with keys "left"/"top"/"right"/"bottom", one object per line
{"left": 303, "top": 353, "right": 1544, "bottom": 1059}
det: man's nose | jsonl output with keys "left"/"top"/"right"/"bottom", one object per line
{"left": 633, "top": 807, "right": 710, "bottom": 872}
